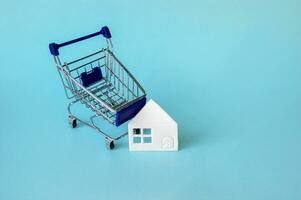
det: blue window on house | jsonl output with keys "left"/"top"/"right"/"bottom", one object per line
{"left": 133, "top": 137, "right": 141, "bottom": 144}
{"left": 143, "top": 128, "right": 151, "bottom": 135}
{"left": 143, "top": 137, "right": 152, "bottom": 143}
{"left": 132, "top": 128, "right": 152, "bottom": 144}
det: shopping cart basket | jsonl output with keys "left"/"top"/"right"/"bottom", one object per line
{"left": 49, "top": 26, "right": 146, "bottom": 149}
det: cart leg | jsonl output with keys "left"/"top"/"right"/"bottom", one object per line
{"left": 67, "top": 101, "right": 126, "bottom": 150}
{"left": 68, "top": 115, "right": 77, "bottom": 128}
{"left": 67, "top": 101, "right": 78, "bottom": 128}
{"left": 105, "top": 139, "right": 115, "bottom": 150}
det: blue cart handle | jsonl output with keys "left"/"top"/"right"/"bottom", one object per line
{"left": 49, "top": 26, "right": 111, "bottom": 56}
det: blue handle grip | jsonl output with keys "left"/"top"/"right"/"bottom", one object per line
{"left": 49, "top": 26, "right": 111, "bottom": 56}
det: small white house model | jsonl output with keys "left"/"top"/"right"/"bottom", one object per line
{"left": 128, "top": 99, "right": 178, "bottom": 151}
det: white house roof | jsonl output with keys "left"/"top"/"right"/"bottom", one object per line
{"left": 129, "top": 99, "right": 177, "bottom": 126}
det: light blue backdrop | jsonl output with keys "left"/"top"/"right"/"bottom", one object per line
{"left": 0, "top": 0, "right": 300, "bottom": 199}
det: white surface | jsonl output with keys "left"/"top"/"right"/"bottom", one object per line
{"left": 130, "top": 99, "right": 177, "bottom": 126}
{"left": 128, "top": 99, "right": 178, "bottom": 151}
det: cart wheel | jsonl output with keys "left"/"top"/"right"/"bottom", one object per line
{"left": 68, "top": 116, "right": 77, "bottom": 128}
{"left": 106, "top": 141, "right": 115, "bottom": 150}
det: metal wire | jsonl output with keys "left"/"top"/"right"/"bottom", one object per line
{"left": 53, "top": 46, "right": 146, "bottom": 144}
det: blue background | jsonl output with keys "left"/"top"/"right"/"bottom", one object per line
{"left": 1, "top": 0, "right": 301, "bottom": 199}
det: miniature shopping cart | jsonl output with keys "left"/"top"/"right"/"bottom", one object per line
{"left": 49, "top": 26, "right": 146, "bottom": 149}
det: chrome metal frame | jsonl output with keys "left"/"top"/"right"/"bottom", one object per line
{"left": 52, "top": 40, "right": 146, "bottom": 149}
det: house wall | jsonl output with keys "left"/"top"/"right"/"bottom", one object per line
{"left": 128, "top": 124, "right": 178, "bottom": 151}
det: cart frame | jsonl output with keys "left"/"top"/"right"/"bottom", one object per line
{"left": 49, "top": 26, "right": 146, "bottom": 149}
